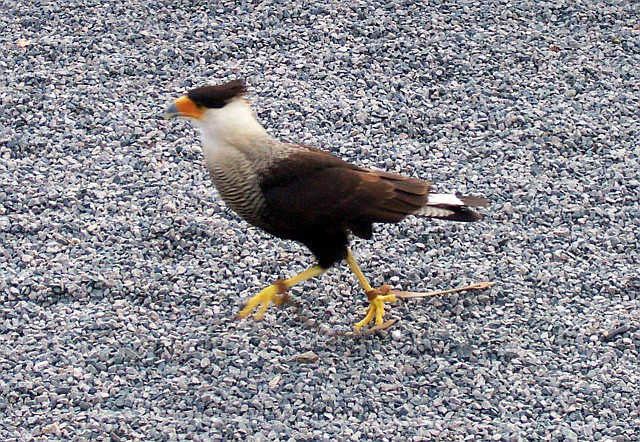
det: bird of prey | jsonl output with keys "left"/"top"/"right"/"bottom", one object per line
{"left": 164, "top": 80, "right": 488, "bottom": 331}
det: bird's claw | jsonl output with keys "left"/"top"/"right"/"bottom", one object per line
{"left": 237, "top": 280, "right": 288, "bottom": 320}
{"left": 354, "top": 285, "right": 397, "bottom": 331}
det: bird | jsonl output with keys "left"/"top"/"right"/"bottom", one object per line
{"left": 164, "top": 79, "right": 488, "bottom": 331}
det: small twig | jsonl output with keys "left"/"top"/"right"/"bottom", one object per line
{"left": 392, "top": 281, "right": 496, "bottom": 299}
{"left": 603, "top": 323, "right": 631, "bottom": 342}
{"left": 345, "top": 319, "right": 398, "bottom": 336}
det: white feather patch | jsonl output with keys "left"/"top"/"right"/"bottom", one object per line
{"left": 427, "top": 193, "right": 464, "bottom": 206}
{"left": 197, "top": 99, "right": 270, "bottom": 164}
{"left": 416, "top": 206, "right": 455, "bottom": 218}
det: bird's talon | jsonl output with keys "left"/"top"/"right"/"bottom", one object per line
{"left": 254, "top": 302, "right": 270, "bottom": 320}
{"left": 237, "top": 283, "right": 285, "bottom": 320}
{"left": 354, "top": 288, "right": 397, "bottom": 331}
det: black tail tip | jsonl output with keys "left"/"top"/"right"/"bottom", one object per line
{"left": 446, "top": 208, "right": 484, "bottom": 222}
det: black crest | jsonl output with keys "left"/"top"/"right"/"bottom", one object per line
{"left": 187, "top": 80, "right": 247, "bottom": 109}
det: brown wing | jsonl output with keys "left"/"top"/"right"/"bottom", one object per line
{"left": 260, "top": 147, "right": 431, "bottom": 237}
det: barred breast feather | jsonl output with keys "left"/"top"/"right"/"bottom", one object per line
{"left": 204, "top": 138, "right": 302, "bottom": 229}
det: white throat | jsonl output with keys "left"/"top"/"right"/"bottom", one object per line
{"left": 194, "top": 98, "right": 270, "bottom": 163}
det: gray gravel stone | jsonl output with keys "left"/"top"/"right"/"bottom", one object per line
{"left": 1, "top": 0, "right": 639, "bottom": 440}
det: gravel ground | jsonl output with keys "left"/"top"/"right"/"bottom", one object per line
{"left": 2, "top": 0, "right": 639, "bottom": 440}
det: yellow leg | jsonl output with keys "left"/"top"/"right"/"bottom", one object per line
{"left": 346, "top": 249, "right": 396, "bottom": 331}
{"left": 347, "top": 249, "right": 373, "bottom": 291}
{"left": 237, "top": 265, "right": 325, "bottom": 320}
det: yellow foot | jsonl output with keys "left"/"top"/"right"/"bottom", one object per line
{"left": 236, "top": 280, "right": 288, "bottom": 320}
{"left": 354, "top": 285, "right": 397, "bottom": 331}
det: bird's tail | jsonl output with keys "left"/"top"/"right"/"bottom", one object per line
{"left": 415, "top": 193, "right": 487, "bottom": 222}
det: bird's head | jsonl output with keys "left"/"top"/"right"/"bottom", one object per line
{"left": 164, "top": 79, "right": 248, "bottom": 121}
{"left": 164, "top": 79, "right": 267, "bottom": 143}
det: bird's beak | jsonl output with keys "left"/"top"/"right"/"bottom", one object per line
{"left": 163, "top": 96, "right": 204, "bottom": 120}
{"left": 164, "top": 103, "right": 180, "bottom": 120}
